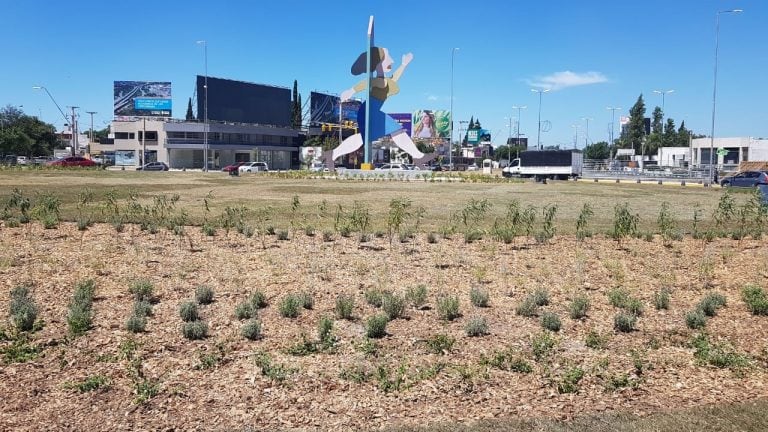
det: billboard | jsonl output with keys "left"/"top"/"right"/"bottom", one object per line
{"left": 388, "top": 113, "right": 412, "bottom": 137}
{"left": 114, "top": 81, "right": 172, "bottom": 118}
{"left": 197, "top": 76, "right": 291, "bottom": 126}
{"left": 412, "top": 110, "right": 450, "bottom": 139}
{"left": 310, "top": 91, "right": 361, "bottom": 125}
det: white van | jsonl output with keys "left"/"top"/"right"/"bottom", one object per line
{"left": 16, "top": 156, "right": 28, "bottom": 165}
{"left": 239, "top": 162, "right": 269, "bottom": 173}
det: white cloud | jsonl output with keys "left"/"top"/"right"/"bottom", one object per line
{"left": 426, "top": 94, "right": 439, "bottom": 101}
{"left": 528, "top": 71, "right": 608, "bottom": 91}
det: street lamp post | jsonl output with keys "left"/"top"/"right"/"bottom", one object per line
{"left": 449, "top": 47, "right": 459, "bottom": 170}
{"left": 511, "top": 105, "right": 527, "bottom": 157}
{"left": 196, "top": 40, "right": 209, "bottom": 172}
{"left": 531, "top": 89, "right": 549, "bottom": 150}
{"left": 606, "top": 106, "right": 622, "bottom": 147}
{"left": 86, "top": 111, "right": 97, "bottom": 153}
{"left": 653, "top": 89, "right": 674, "bottom": 143}
{"left": 32, "top": 85, "right": 74, "bottom": 153}
{"left": 709, "top": 9, "right": 742, "bottom": 184}
{"left": 581, "top": 117, "right": 593, "bottom": 148}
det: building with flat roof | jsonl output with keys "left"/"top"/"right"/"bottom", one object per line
{"left": 691, "top": 137, "right": 768, "bottom": 170}
{"left": 91, "top": 119, "right": 300, "bottom": 169}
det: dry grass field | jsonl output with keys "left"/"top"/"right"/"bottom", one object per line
{"left": 1, "top": 170, "right": 767, "bottom": 431}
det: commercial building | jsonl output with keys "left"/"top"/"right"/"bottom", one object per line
{"left": 691, "top": 137, "right": 768, "bottom": 170}
{"left": 91, "top": 119, "right": 300, "bottom": 170}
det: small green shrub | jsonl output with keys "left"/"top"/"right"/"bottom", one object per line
{"left": 129, "top": 280, "right": 154, "bottom": 302}
{"left": 335, "top": 294, "right": 355, "bottom": 320}
{"left": 585, "top": 330, "right": 608, "bottom": 349}
{"left": 465, "top": 316, "right": 489, "bottom": 337}
{"left": 182, "top": 320, "right": 208, "bottom": 340}
{"left": 235, "top": 302, "right": 255, "bottom": 320}
{"left": 691, "top": 333, "right": 749, "bottom": 369}
{"left": 427, "top": 232, "right": 438, "bottom": 244}
{"left": 381, "top": 292, "right": 405, "bottom": 320}
{"left": 686, "top": 309, "right": 708, "bottom": 329}
{"left": 126, "top": 314, "right": 146, "bottom": 333}
{"left": 742, "top": 284, "right": 768, "bottom": 315}
{"left": 133, "top": 300, "right": 153, "bottom": 317}
{"left": 249, "top": 290, "right": 268, "bottom": 309}
{"left": 614, "top": 313, "right": 637, "bottom": 333}
{"left": 195, "top": 285, "right": 215, "bottom": 305}
{"left": 557, "top": 367, "right": 585, "bottom": 394}
{"left": 608, "top": 287, "right": 630, "bottom": 308}
{"left": 241, "top": 319, "right": 262, "bottom": 340}
{"left": 469, "top": 287, "right": 490, "bottom": 308}
{"left": 298, "top": 291, "right": 314, "bottom": 310}
{"left": 532, "top": 288, "right": 550, "bottom": 306}
{"left": 278, "top": 295, "right": 301, "bottom": 318}
{"left": 322, "top": 230, "right": 334, "bottom": 242}
{"left": 67, "top": 280, "right": 96, "bottom": 337}
{"left": 531, "top": 331, "right": 557, "bottom": 361}
{"left": 405, "top": 284, "right": 428, "bottom": 309}
{"left": 304, "top": 225, "right": 316, "bottom": 237}
{"left": 276, "top": 230, "right": 289, "bottom": 241}
{"left": 436, "top": 295, "right": 461, "bottom": 321}
{"left": 265, "top": 225, "right": 276, "bottom": 235}
{"left": 654, "top": 288, "right": 671, "bottom": 310}
{"left": 569, "top": 295, "right": 590, "bottom": 319}
{"left": 515, "top": 296, "right": 538, "bottom": 317}
{"left": 541, "top": 312, "right": 561, "bottom": 332}
{"left": 202, "top": 223, "right": 216, "bottom": 236}
{"left": 425, "top": 333, "right": 455, "bottom": 355}
{"left": 5, "top": 218, "right": 20, "bottom": 228}
{"left": 317, "top": 315, "right": 336, "bottom": 348}
{"left": 365, "top": 314, "right": 389, "bottom": 339}
{"left": 364, "top": 288, "right": 387, "bottom": 308}
{"left": 699, "top": 292, "right": 727, "bottom": 317}
{"left": 625, "top": 297, "right": 644, "bottom": 316}
{"left": 179, "top": 301, "right": 199, "bottom": 322}
{"left": 9, "top": 286, "right": 38, "bottom": 332}
{"left": 464, "top": 229, "right": 483, "bottom": 244}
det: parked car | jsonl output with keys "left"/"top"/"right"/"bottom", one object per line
{"left": 222, "top": 162, "right": 247, "bottom": 173}
{"left": 136, "top": 162, "right": 169, "bottom": 171}
{"left": 239, "top": 162, "right": 269, "bottom": 173}
{"left": 758, "top": 183, "right": 768, "bottom": 205}
{"left": 720, "top": 171, "right": 768, "bottom": 188}
{"left": 2, "top": 155, "right": 17, "bottom": 166}
{"left": 46, "top": 156, "right": 96, "bottom": 167}
{"left": 375, "top": 163, "right": 410, "bottom": 171}
{"left": 16, "top": 156, "right": 29, "bottom": 165}
{"left": 309, "top": 162, "right": 329, "bottom": 172}
{"left": 405, "top": 164, "right": 421, "bottom": 171}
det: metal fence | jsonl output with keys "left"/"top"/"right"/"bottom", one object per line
{"left": 582, "top": 159, "right": 713, "bottom": 182}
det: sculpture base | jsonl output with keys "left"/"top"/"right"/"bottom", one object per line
{"left": 361, "top": 163, "right": 373, "bottom": 171}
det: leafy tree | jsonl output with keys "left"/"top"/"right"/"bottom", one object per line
{"left": 186, "top": 98, "right": 194, "bottom": 120}
{"left": 0, "top": 105, "right": 57, "bottom": 156}
{"left": 291, "top": 80, "right": 302, "bottom": 129}
{"left": 663, "top": 118, "right": 677, "bottom": 147}
{"left": 676, "top": 121, "right": 691, "bottom": 147}
{"left": 645, "top": 133, "right": 662, "bottom": 156}
{"left": 651, "top": 106, "right": 663, "bottom": 135}
{"left": 415, "top": 141, "right": 435, "bottom": 154}
{"left": 623, "top": 94, "right": 646, "bottom": 153}
{"left": 584, "top": 141, "right": 611, "bottom": 159}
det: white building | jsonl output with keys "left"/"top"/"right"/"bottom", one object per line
{"left": 691, "top": 137, "right": 768, "bottom": 170}
{"left": 91, "top": 119, "right": 300, "bottom": 169}
{"left": 657, "top": 147, "right": 691, "bottom": 167}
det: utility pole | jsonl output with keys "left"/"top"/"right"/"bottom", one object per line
{"left": 86, "top": 111, "right": 97, "bottom": 152}
{"left": 196, "top": 40, "right": 209, "bottom": 171}
{"left": 606, "top": 107, "right": 622, "bottom": 146}
{"left": 449, "top": 47, "right": 460, "bottom": 170}
{"left": 70, "top": 106, "right": 79, "bottom": 155}
{"left": 142, "top": 117, "right": 146, "bottom": 166}
{"left": 581, "top": 117, "right": 593, "bottom": 148}
{"left": 531, "top": 89, "right": 549, "bottom": 150}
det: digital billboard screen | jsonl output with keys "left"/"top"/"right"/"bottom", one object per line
{"left": 310, "top": 91, "right": 361, "bottom": 125}
{"left": 198, "top": 76, "right": 291, "bottom": 126}
{"left": 412, "top": 110, "right": 450, "bottom": 139}
{"left": 114, "top": 81, "right": 172, "bottom": 118}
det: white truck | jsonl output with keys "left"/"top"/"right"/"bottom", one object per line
{"left": 501, "top": 150, "right": 583, "bottom": 181}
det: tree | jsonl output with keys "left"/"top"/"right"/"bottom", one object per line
{"left": 186, "top": 98, "right": 194, "bottom": 121}
{"left": 0, "top": 105, "right": 57, "bottom": 156}
{"left": 584, "top": 141, "right": 611, "bottom": 160}
{"left": 663, "top": 118, "right": 677, "bottom": 147}
{"left": 676, "top": 121, "right": 691, "bottom": 147}
{"left": 291, "top": 80, "right": 302, "bottom": 129}
{"left": 415, "top": 141, "right": 435, "bottom": 155}
{"left": 623, "top": 94, "right": 646, "bottom": 153}
{"left": 651, "top": 106, "right": 663, "bottom": 135}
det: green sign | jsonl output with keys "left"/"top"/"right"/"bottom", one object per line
{"left": 467, "top": 130, "right": 479, "bottom": 144}
{"left": 716, "top": 148, "right": 728, "bottom": 156}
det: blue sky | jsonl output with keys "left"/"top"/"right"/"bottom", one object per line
{"left": 2, "top": 0, "right": 766, "bottom": 148}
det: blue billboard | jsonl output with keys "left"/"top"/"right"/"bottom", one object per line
{"left": 134, "top": 98, "right": 172, "bottom": 111}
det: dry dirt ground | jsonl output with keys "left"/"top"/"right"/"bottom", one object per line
{"left": 1, "top": 222, "right": 767, "bottom": 431}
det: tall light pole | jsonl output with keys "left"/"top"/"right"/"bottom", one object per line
{"left": 196, "top": 40, "right": 209, "bottom": 172}
{"left": 580, "top": 117, "right": 593, "bottom": 148}
{"left": 449, "top": 47, "right": 459, "bottom": 170}
{"left": 653, "top": 89, "right": 674, "bottom": 142}
{"left": 606, "top": 106, "right": 621, "bottom": 146}
{"left": 709, "top": 9, "right": 742, "bottom": 183}
{"left": 511, "top": 105, "right": 527, "bottom": 148}
{"left": 571, "top": 124, "right": 580, "bottom": 149}
{"left": 531, "top": 88, "right": 549, "bottom": 150}
{"left": 503, "top": 117, "right": 513, "bottom": 141}
{"left": 86, "top": 111, "right": 97, "bottom": 153}
{"left": 32, "top": 85, "right": 73, "bottom": 152}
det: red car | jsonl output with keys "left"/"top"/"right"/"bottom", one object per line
{"left": 222, "top": 162, "right": 247, "bottom": 173}
{"left": 46, "top": 156, "right": 97, "bottom": 167}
